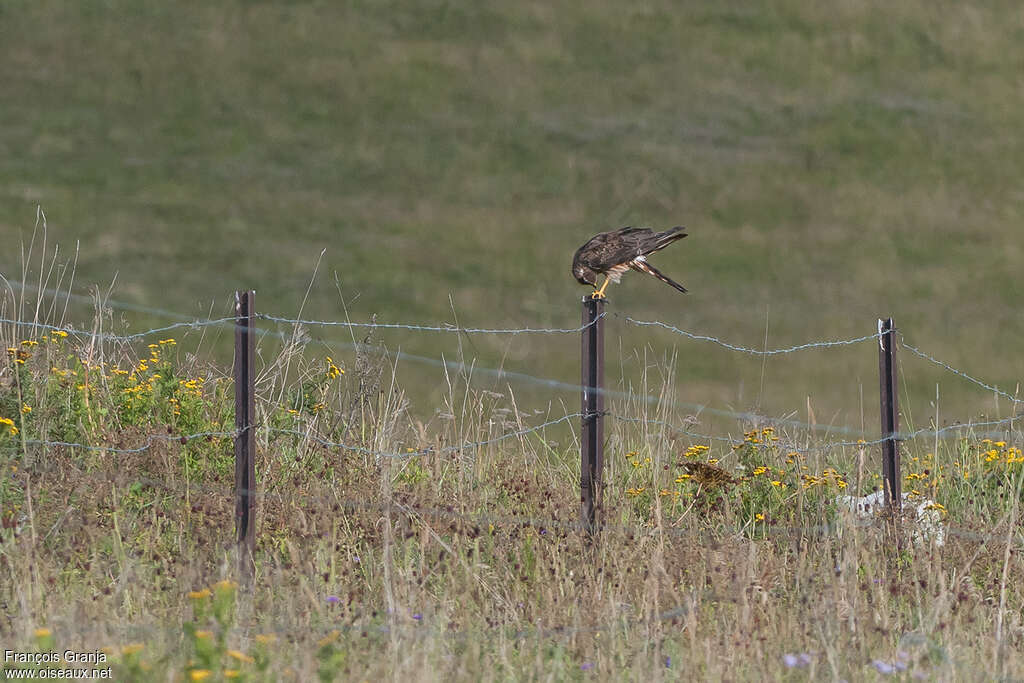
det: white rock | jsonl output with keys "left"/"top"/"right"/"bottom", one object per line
{"left": 835, "top": 491, "right": 945, "bottom": 547}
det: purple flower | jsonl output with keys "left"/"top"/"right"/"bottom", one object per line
{"left": 872, "top": 660, "right": 896, "bottom": 675}
{"left": 783, "top": 653, "right": 812, "bottom": 669}
{"left": 664, "top": 656, "right": 671, "bottom": 668}
{"left": 580, "top": 662, "right": 594, "bottom": 671}
{"left": 412, "top": 613, "right": 422, "bottom": 621}
{"left": 325, "top": 595, "right": 340, "bottom": 604}
{"left": 353, "top": 556, "right": 360, "bottom": 563}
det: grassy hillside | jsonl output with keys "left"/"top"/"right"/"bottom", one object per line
{"left": 3, "top": 2, "right": 1024, "bottom": 424}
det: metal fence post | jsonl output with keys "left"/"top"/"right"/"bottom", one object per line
{"left": 581, "top": 296, "right": 605, "bottom": 534}
{"left": 878, "top": 317, "right": 901, "bottom": 514}
{"left": 235, "top": 290, "right": 256, "bottom": 582}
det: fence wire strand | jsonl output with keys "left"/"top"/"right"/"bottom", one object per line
{"left": 900, "top": 336, "right": 1022, "bottom": 406}
{"left": 609, "top": 411, "right": 1022, "bottom": 456}
{"left": 623, "top": 317, "right": 883, "bottom": 355}
{"left": 256, "top": 312, "right": 606, "bottom": 335}
{"left": 22, "top": 430, "right": 237, "bottom": 454}
{"left": 10, "top": 407, "right": 1019, "bottom": 465}
{"left": 0, "top": 316, "right": 239, "bottom": 343}
{"left": 267, "top": 412, "right": 584, "bottom": 459}
{"left": 4, "top": 310, "right": 1018, "bottom": 434}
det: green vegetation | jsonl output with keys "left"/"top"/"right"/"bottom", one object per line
{"left": 2, "top": 0, "right": 1023, "bottom": 422}
{"left": 1, "top": 310, "right": 1022, "bottom": 679}
{"left": 2, "top": 1, "right": 1024, "bottom": 678}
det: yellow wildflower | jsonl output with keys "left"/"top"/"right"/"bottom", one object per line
{"left": 318, "top": 630, "right": 340, "bottom": 648}
{"left": 0, "top": 417, "right": 18, "bottom": 436}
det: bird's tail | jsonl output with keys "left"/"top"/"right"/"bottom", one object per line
{"left": 632, "top": 260, "right": 687, "bottom": 294}
{"left": 647, "top": 226, "right": 687, "bottom": 253}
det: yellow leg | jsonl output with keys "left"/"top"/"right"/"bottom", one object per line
{"left": 592, "top": 276, "right": 611, "bottom": 299}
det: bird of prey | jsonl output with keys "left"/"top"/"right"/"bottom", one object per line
{"left": 572, "top": 226, "right": 688, "bottom": 299}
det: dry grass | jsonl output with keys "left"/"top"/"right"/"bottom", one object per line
{"left": 1, "top": 278, "right": 1021, "bottom": 680}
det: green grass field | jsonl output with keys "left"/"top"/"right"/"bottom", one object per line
{"left": 1, "top": 0, "right": 1023, "bottom": 678}
{"left": 2, "top": 0, "right": 1024, "bottom": 423}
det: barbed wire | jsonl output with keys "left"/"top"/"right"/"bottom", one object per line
{"left": 610, "top": 411, "right": 1022, "bottom": 455}
{"left": 4, "top": 299, "right": 1018, "bottom": 429}
{"left": 1, "top": 291, "right": 1018, "bottom": 420}
{"left": 255, "top": 312, "right": 606, "bottom": 335}
{"left": 9, "top": 404, "right": 1018, "bottom": 470}
{"left": 2, "top": 312, "right": 1021, "bottom": 450}
{"left": 3, "top": 308, "right": 1016, "bottom": 412}
{"left": 2, "top": 310, "right": 879, "bottom": 354}
{"left": 6, "top": 413, "right": 581, "bottom": 462}
{"left": 0, "top": 316, "right": 240, "bottom": 343}
{"left": 266, "top": 412, "right": 584, "bottom": 459}
{"left": 623, "top": 317, "right": 882, "bottom": 355}
{"left": 20, "top": 430, "right": 238, "bottom": 454}
{"left": 900, "top": 337, "right": 1022, "bottom": 406}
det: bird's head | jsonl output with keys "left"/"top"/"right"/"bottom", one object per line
{"left": 573, "top": 263, "right": 598, "bottom": 287}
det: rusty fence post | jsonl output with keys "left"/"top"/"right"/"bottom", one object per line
{"left": 878, "top": 317, "right": 901, "bottom": 514}
{"left": 235, "top": 290, "right": 256, "bottom": 582}
{"left": 581, "top": 296, "right": 605, "bottom": 535}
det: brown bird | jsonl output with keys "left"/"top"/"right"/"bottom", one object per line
{"left": 572, "top": 226, "right": 688, "bottom": 299}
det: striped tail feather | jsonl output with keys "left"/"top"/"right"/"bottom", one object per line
{"left": 631, "top": 259, "right": 688, "bottom": 294}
